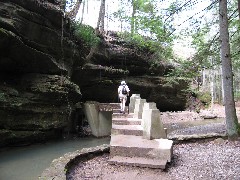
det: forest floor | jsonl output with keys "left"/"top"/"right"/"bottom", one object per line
{"left": 67, "top": 103, "right": 240, "bottom": 180}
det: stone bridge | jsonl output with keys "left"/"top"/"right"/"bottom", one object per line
{"left": 84, "top": 94, "right": 173, "bottom": 169}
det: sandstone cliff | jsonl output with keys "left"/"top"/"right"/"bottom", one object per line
{"left": 0, "top": 0, "right": 82, "bottom": 146}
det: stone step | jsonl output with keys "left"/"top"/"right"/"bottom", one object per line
{"left": 112, "top": 117, "right": 141, "bottom": 125}
{"left": 111, "top": 125, "right": 143, "bottom": 136}
{"left": 108, "top": 156, "right": 167, "bottom": 169}
{"left": 99, "top": 104, "right": 120, "bottom": 112}
{"left": 112, "top": 109, "right": 121, "bottom": 113}
{"left": 112, "top": 112, "right": 129, "bottom": 117}
{"left": 112, "top": 114, "right": 136, "bottom": 120}
{"left": 110, "top": 134, "right": 173, "bottom": 162}
{"left": 112, "top": 106, "right": 129, "bottom": 113}
{"left": 127, "top": 113, "right": 134, "bottom": 118}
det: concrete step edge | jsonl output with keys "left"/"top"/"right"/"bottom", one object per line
{"left": 110, "top": 134, "right": 173, "bottom": 148}
{"left": 112, "top": 124, "right": 143, "bottom": 130}
{"left": 108, "top": 156, "right": 167, "bottom": 169}
{"left": 111, "top": 128, "right": 143, "bottom": 136}
{"left": 112, "top": 117, "right": 140, "bottom": 120}
{"left": 112, "top": 120, "right": 141, "bottom": 125}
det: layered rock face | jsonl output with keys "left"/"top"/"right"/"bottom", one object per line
{"left": 0, "top": 0, "right": 82, "bottom": 146}
{"left": 72, "top": 31, "right": 189, "bottom": 111}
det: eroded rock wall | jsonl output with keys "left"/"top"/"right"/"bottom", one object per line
{"left": 0, "top": 0, "right": 82, "bottom": 146}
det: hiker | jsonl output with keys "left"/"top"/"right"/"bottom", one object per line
{"left": 118, "top": 80, "right": 130, "bottom": 113}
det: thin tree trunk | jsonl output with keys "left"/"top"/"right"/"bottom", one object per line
{"left": 101, "top": 0, "right": 105, "bottom": 32}
{"left": 210, "top": 59, "right": 214, "bottom": 113}
{"left": 85, "top": 46, "right": 97, "bottom": 61}
{"left": 80, "top": 0, "right": 85, "bottom": 24}
{"left": 86, "top": 0, "right": 105, "bottom": 62}
{"left": 131, "top": 0, "right": 136, "bottom": 35}
{"left": 97, "top": 0, "right": 106, "bottom": 32}
{"left": 238, "top": 0, "right": 240, "bottom": 20}
{"left": 220, "top": 67, "right": 224, "bottom": 104}
{"left": 219, "top": 0, "right": 239, "bottom": 138}
{"left": 67, "top": 0, "right": 82, "bottom": 19}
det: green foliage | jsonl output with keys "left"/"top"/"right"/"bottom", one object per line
{"left": 118, "top": 31, "right": 173, "bottom": 60}
{"left": 71, "top": 22, "right": 100, "bottom": 47}
{"left": 163, "top": 76, "right": 180, "bottom": 87}
{"left": 234, "top": 91, "right": 240, "bottom": 101}
{"left": 114, "top": 0, "right": 175, "bottom": 60}
{"left": 166, "top": 58, "right": 201, "bottom": 79}
{"left": 168, "top": 21, "right": 219, "bottom": 80}
{"left": 191, "top": 24, "right": 220, "bottom": 68}
{"left": 117, "top": 31, "right": 152, "bottom": 50}
{"left": 0, "top": 92, "right": 6, "bottom": 102}
{"left": 164, "top": 1, "right": 220, "bottom": 81}
{"left": 137, "top": 0, "right": 154, "bottom": 13}
{"left": 197, "top": 91, "right": 211, "bottom": 106}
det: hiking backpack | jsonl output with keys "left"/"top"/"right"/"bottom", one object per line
{"left": 122, "top": 85, "right": 128, "bottom": 95}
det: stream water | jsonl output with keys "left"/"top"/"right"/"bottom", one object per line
{"left": 0, "top": 137, "right": 110, "bottom": 180}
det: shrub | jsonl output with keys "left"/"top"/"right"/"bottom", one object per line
{"left": 197, "top": 91, "right": 211, "bottom": 107}
{"left": 71, "top": 22, "right": 100, "bottom": 47}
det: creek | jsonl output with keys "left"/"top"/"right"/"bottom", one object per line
{"left": 0, "top": 137, "right": 110, "bottom": 180}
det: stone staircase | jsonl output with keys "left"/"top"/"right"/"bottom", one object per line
{"left": 109, "top": 101, "right": 173, "bottom": 169}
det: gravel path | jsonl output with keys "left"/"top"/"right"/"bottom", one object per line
{"left": 67, "top": 104, "right": 240, "bottom": 180}
{"left": 167, "top": 140, "right": 240, "bottom": 180}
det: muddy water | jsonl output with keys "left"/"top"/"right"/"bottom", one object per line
{"left": 0, "top": 137, "right": 110, "bottom": 180}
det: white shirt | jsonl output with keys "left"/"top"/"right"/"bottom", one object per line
{"left": 118, "top": 84, "right": 130, "bottom": 96}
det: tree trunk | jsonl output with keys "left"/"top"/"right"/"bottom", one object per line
{"left": 97, "top": 0, "right": 106, "bottom": 32}
{"left": 219, "top": 67, "right": 224, "bottom": 104}
{"left": 131, "top": 0, "right": 136, "bottom": 35}
{"left": 87, "top": 0, "right": 105, "bottom": 62}
{"left": 219, "top": 0, "right": 239, "bottom": 138}
{"left": 238, "top": 0, "right": 240, "bottom": 20}
{"left": 101, "top": 0, "right": 105, "bottom": 32}
{"left": 66, "top": 0, "right": 82, "bottom": 19}
{"left": 80, "top": 0, "right": 85, "bottom": 24}
{"left": 210, "top": 65, "right": 214, "bottom": 113}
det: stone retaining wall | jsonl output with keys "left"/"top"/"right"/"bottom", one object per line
{"left": 40, "top": 144, "right": 110, "bottom": 179}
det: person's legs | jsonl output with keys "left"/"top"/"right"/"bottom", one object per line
{"left": 122, "top": 97, "right": 126, "bottom": 113}
{"left": 119, "top": 97, "right": 123, "bottom": 112}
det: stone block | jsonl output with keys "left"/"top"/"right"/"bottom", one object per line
{"left": 142, "top": 102, "right": 157, "bottom": 127}
{"left": 84, "top": 102, "right": 112, "bottom": 137}
{"left": 99, "top": 111, "right": 113, "bottom": 136}
{"left": 134, "top": 99, "right": 146, "bottom": 119}
{"left": 142, "top": 107, "right": 166, "bottom": 140}
{"left": 108, "top": 156, "right": 167, "bottom": 169}
{"left": 111, "top": 124, "right": 143, "bottom": 136}
{"left": 129, "top": 94, "right": 141, "bottom": 113}
{"left": 143, "top": 102, "right": 157, "bottom": 110}
{"left": 110, "top": 135, "right": 173, "bottom": 163}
